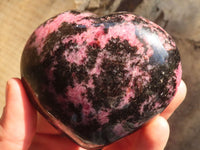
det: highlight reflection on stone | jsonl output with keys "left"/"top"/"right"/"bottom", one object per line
{"left": 21, "top": 11, "right": 182, "bottom": 149}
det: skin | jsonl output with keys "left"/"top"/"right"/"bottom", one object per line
{"left": 0, "top": 78, "right": 186, "bottom": 150}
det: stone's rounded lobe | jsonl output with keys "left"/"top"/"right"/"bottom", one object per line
{"left": 20, "top": 11, "right": 182, "bottom": 149}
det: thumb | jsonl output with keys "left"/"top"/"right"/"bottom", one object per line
{"left": 0, "top": 78, "right": 37, "bottom": 150}
{"left": 104, "top": 116, "right": 169, "bottom": 150}
{"left": 134, "top": 116, "right": 170, "bottom": 150}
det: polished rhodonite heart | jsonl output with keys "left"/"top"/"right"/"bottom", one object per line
{"left": 20, "top": 11, "right": 182, "bottom": 149}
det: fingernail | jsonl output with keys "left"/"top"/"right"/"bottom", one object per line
{"left": 5, "top": 78, "right": 17, "bottom": 102}
{"left": 5, "top": 80, "right": 10, "bottom": 101}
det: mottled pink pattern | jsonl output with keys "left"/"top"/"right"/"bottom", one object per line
{"left": 121, "top": 13, "right": 136, "bottom": 21}
{"left": 113, "top": 123, "right": 129, "bottom": 137}
{"left": 67, "top": 84, "right": 87, "bottom": 105}
{"left": 97, "top": 110, "right": 110, "bottom": 125}
{"left": 63, "top": 46, "right": 87, "bottom": 65}
{"left": 89, "top": 54, "right": 103, "bottom": 76}
{"left": 21, "top": 11, "right": 182, "bottom": 149}
{"left": 32, "top": 12, "right": 94, "bottom": 54}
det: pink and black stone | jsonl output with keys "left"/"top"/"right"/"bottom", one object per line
{"left": 20, "top": 11, "right": 182, "bottom": 149}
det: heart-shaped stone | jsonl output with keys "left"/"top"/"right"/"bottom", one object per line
{"left": 20, "top": 11, "right": 182, "bottom": 149}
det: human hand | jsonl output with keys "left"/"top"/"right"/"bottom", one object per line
{"left": 0, "top": 78, "right": 186, "bottom": 150}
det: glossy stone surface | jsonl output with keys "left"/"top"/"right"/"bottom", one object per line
{"left": 20, "top": 11, "right": 182, "bottom": 149}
